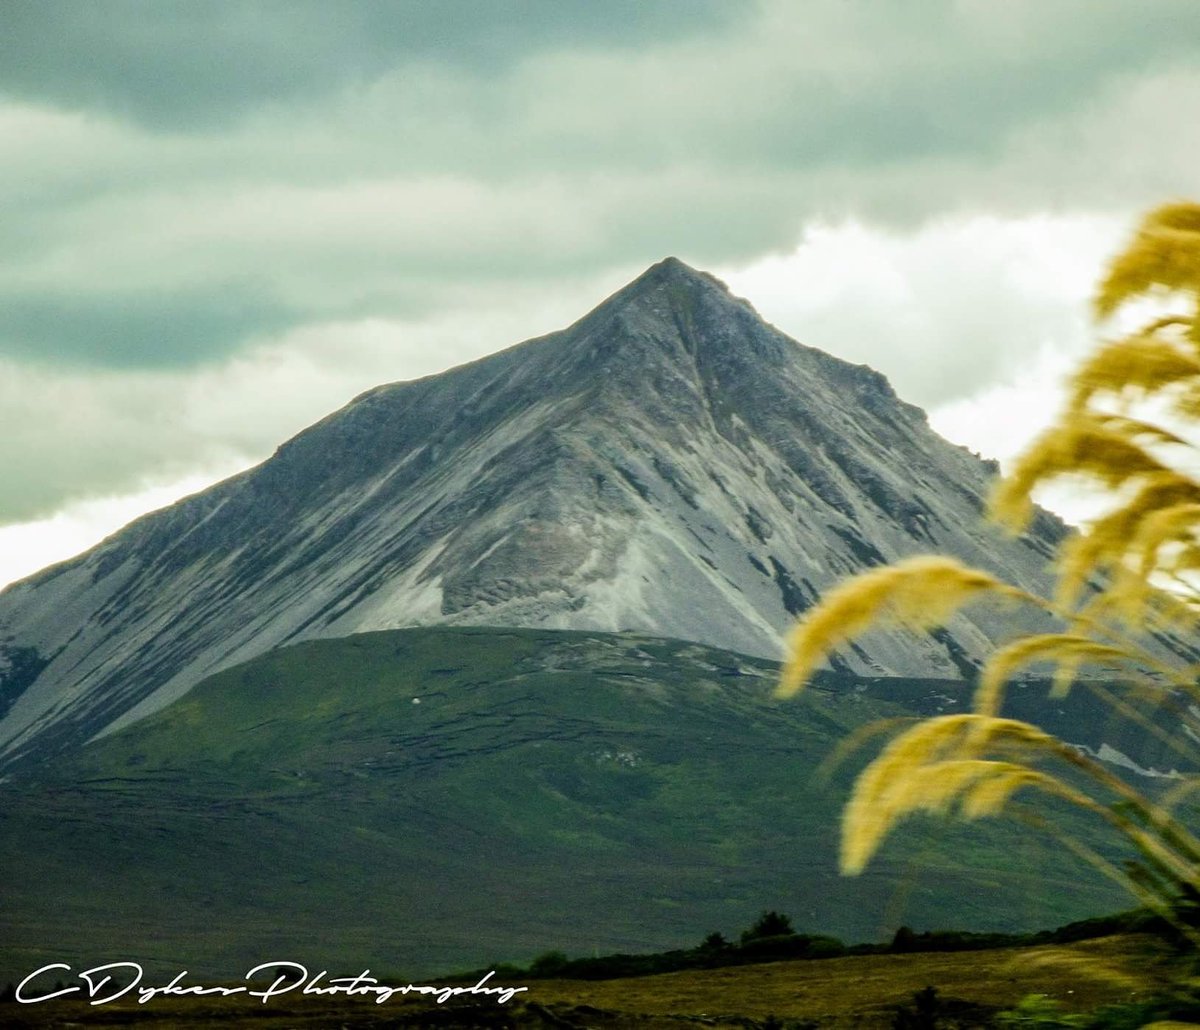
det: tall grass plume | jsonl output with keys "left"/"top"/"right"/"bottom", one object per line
{"left": 779, "top": 200, "right": 1200, "bottom": 943}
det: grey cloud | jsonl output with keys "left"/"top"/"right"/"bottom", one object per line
{"left": 0, "top": 269, "right": 617, "bottom": 523}
{"left": 1, "top": 0, "right": 1199, "bottom": 525}
{"left": 0, "top": 0, "right": 745, "bottom": 129}
{"left": 0, "top": 368, "right": 238, "bottom": 523}
{"left": 516, "top": 12, "right": 1200, "bottom": 178}
{"left": 4, "top": 430, "right": 211, "bottom": 526}
{"left": 0, "top": 284, "right": 296, "bottom": 368}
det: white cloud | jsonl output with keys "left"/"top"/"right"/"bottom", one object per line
{"left": 717, "top": 213, "right": 1162, "bottom": 529}
{"left": 718, "top": 214, "right": 1123, "bottom": 408}
{"left": 926, "top": 344, "right": 1071, "bottom": 467}
{"left": 0, "top": 470, "right": 244, "bottom": 589}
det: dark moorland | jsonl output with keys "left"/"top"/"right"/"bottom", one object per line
{"left": 3, "top": 627, "right": 1179, "bottom": 986}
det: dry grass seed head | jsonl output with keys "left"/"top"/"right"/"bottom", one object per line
{"left": 1094, "top": 201, "right": 1200, "bottom": 320}
{"left": 1169, "top": 543, "right": 1200, "bottom": 576}
{"left": 1161, "top": 775, "right": 1200, "bottom": 816}
{"left": 839, "top": 716, "right": 1054, "bottom": 873}
{"left": 991, "top": 415, "right": 1173, "bottom": 531}
{"left": 1094, "top": 412, "right": 1195, "bottom": 450}
{"left": 1169, "top": 376, "right": 1200, "bottom": 419}
{"left": 842, "top": 756, "right": 979, "bottom": 874}
{"left": 1050, "top": 472, "right": 1200, "bottom": 622}
{"left": 846, "top": 716, "right": 976, "bottom": 821}
{"left": 812, "top": 716, "right": 919, "bottom": 785}
{"left": 1135, "top": 503, "right": 1200, "bottom": 576}
{"left": 974, "top": 636, "right": 1135, "bottom": 715}
{"left": 841, "top": 712, "right": 1105, "bottom": 875}
{"left": 961, "top": 766, "right": 1052, "bottom": 819}
{"left": 842, "top": 754, "right": 1064, "bottom": 874}
{"left": 1144, "top": 585, "right": 1200, "bottom": 632}
{"left": 1060, "top": 480, "right": 1200, "bottom": 614}
{"left": 962, "top": 716, "right": 1062, "bottom": 763}
{"left": 1050, "top": 651, "right": 1085, "bottom": 701}
{"left": 1068, "top": 332, "right": 1200, "bottom": 413}
{"left": 777, "top": 557, "right": 1012, "bottom": 697}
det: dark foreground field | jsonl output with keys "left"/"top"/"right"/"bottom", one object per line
{"left": 2, "top": 932, "right": 1193, "bottom": 1029}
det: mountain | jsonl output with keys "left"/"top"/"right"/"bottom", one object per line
{"left": 0, "top": 627, "right": 1136, "bottom": 982}
{"left": 0, "top": 257, "right": 1070, "bottom": 772}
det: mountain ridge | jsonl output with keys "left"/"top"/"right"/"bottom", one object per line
{"left": 0, "top": 258, "right": 1069, "bottom": 772}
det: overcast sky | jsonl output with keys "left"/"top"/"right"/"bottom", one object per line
{"left": 2, "top": 0, "right": 1199, "bottom": 587}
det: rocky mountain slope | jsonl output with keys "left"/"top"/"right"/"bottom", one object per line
{"left": 0, "top": 258, "right": 1069, "bottom": 772}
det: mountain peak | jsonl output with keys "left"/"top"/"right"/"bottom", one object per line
{"left": 563, "top": 257, "right": 759, "bottom": 360}
{"left": 642, "top": 254, "right": 712, "bottom": 283}
{"left": 0, "top": 254, "right": 1074, "bottom": 772}
{"left": 625, "top": 255, "right": 739, "bottom": 302}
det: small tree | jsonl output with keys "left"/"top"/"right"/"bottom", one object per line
{"left": 529, "top": 950, "right": 569, "bottom": 976}
{"left": 778, "top": 202, "right": 1200, "bottom": 945}
{"left": 741, "top": 909, "right": 795, "bottom": 943}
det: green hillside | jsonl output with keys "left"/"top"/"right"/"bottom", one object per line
{"left": 0, "top": 627, "right": 1136, "bottom": 982}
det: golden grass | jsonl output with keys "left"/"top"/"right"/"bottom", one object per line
{"left": 1095, "top": 201, "right": 1200, "bottom": 323}
{"left": 777, "top": 557, "right": 1023, "bottom": 698}
{"left": 1068, "top": 326, "right": 1200, "bottom": 412}
{"left": 13, "top": 934, "right": 1180, "bottom": 1028}
{"left": 974, "top": 634, "right": 1132, "bottom": 714}
{"left": 535, "top": 933, "right": 1183, "bottom": 1029}
{"left": 778, "top": 199, "right": 1200, "bottom": 940}
{"left": 836, "top": 715, "right": 1081, "bottom": 875}
{"left": 989, "top": 413, "right": 1177, "bottom": 532}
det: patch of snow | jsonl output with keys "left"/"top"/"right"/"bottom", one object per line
{"left": 1074, "top": 741, "right": 1183, "bottom": 780}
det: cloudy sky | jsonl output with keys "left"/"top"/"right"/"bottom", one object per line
{"left": 2, "top": 0, "right": 1199, "bottom": 588}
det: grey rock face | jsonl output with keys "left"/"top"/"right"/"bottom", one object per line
{"left": 0, "top": 257, "right": 1069, "bottom": 771}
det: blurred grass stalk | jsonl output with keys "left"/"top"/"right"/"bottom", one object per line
{"left": 777, "top": 202, "right": 1200, "bottom": 950}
